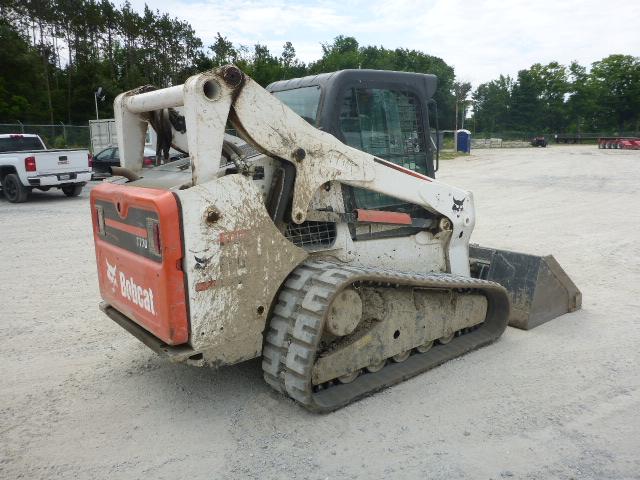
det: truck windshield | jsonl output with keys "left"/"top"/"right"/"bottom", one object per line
{"left": 339, "top": 87, "right": 428, "bottom": 210}
{"left": 273, "top": 86, "right": 321, "bottom": 125}
{"left": 0, "top": 136, "right": 45, "bottom": 152}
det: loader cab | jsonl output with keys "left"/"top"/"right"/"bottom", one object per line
{"left": 267, "top": 70, "right": 438, "bottom": 213}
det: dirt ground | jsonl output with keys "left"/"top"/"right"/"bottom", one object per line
{"left": 1, "top": 145, "right": 639, "bottom": 479}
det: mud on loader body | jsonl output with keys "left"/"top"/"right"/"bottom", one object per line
{"left": 91, "top": 66, "right": 580, "bottom": 412}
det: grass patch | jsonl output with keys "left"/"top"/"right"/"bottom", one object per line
{"left": 438, "top": 150, "right": 470, "bottom": 160}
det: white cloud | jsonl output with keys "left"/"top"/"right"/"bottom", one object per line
{"left": 128, "top": 0, "right": 640, "bottom": 86}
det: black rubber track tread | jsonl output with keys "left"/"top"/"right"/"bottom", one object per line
{"left": 262, "top": 260, "right": 510, "bottom": 412}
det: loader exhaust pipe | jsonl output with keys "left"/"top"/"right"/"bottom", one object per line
{"left": 469, "top": 245, "right": 582, "bottom": 330}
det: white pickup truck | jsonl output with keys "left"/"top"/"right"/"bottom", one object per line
{"left": 0, "top": 134, "right": 92, "bottom": 203}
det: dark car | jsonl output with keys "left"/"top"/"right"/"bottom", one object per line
{"left": 531, "top": 136, "right": 548, "bottom": 147}
{"left": 91, "top": 146, "right": 157, "bottom": 178}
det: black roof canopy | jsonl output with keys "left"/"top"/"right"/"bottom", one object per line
{"left": 267, "top": 69, "right": 438, "bottom": 139}
{"left": 267, "top": 69, "right": 437, "bottom": 99}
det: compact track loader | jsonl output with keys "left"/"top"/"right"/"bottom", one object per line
{"left": 91, "top": 66, "right": 580, "bottom": 412}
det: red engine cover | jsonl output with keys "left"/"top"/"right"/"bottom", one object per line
{"left": 90, "top": 183, "right": 188, "bottom": 345}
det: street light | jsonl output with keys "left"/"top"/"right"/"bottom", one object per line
{"left": 94, "top": 87, "right": 105, "bottom": 120}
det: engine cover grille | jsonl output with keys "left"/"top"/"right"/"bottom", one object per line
{"left": 285, "top": 221, "right": 337, "bottom": 249}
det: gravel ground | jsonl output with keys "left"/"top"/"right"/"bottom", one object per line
{"left": 1, "top": 145, "right": 639, "bottom": 479}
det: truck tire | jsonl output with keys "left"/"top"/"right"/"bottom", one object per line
{"left": 2, "top": 173, "right": 30, "bottom": 203}
{"left": 62, "top": 184, "right": 83, "bottom": 197}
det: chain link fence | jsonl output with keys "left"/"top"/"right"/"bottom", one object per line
{"left": 2, "top": 123, "right": 636, "bottom": 152}
{"left": 471, "top": 131, "right": 639, "bottom": 143}
{"left": 0, "top": 123, "right": 90, "bottom": 149}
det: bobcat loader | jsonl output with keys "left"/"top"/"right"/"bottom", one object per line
{"left": 91, "top": 66, "right": 581, "bottom": 412}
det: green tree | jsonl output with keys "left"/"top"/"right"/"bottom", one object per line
{"left": 589, "top": 54, "right": 640, "bottom": 132}
{"left": 0, "top": 19, "right": 47, "bottom": 122}
{"left": 245, "top": 43, "right": 281, "bottom": 86}
{"left": 509, "top": 69, "right": 543, "bottom": 132}
{"left": 472, "top": 75, "right": 513, "bottom": 133}
{"left": 529, "top": 62, "right": 569, "bottom": 131}
{"left": 310, "top": 35, "right": 360, "bottom": 72}
{"left": 453, "top": 81, "right": 472, "bottom": 130}
{"left": 210, "top": 32, "right": 237, "bottom": 66}
{"left": 566, "top": 61, "right": 597, "bottom": 132}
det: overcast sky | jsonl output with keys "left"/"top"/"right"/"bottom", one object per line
{"left": 129, "top": 0, "right": 640, "bottom": 86}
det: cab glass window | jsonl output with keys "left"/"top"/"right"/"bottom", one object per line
{"left": 273, "top": 86, "right": 321, "bottom": 124}
{"left": 339, "top": 88, "right": 427, "bottom": 210}
{"left": 0, "top": 136, "right": 45, "bottom": 152}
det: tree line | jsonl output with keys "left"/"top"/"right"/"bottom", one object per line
{"left": 1, "top": 0, "right": 203, "bottom": 124}
{"left": 472, "top": 57, "right": 640, "bottom": 136}
{"left": 0, "top": 1, "right": 457, "bottom": 128}
{"left": 1, "top": 0, "right": 638, "bottom": 138}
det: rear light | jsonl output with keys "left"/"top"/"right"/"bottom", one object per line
{"left": 88, "top": 153, "right": 93, "bottom": 168}
{"left": 147, "top": 218, "right": 161, "bottom": 256}
{"left": 95, "top": 205, "right": 105, "bottom": 235}
{"left": 24, "top": 156, "right": 37, "bottom": 172}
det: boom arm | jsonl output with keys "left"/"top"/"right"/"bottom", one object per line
{"left": 114, "top": 65, "right": 476, "bottom": 275}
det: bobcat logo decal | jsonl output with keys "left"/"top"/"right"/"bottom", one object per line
{"left": 104, "top": 259, "right": 156, "bottom": 315}
{"left": 452, "top": 197, "right": 465, "bottom": 217}
{"left": 106, "top": 259, "right": 118, "bottom": 292}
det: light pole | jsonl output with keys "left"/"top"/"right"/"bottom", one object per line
{"left": 94, "top": 87, "right": 104, "bottom": 120}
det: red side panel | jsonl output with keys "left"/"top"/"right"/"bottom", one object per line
{"left": 90, "top": 183, "right": 188, "bottom": 345}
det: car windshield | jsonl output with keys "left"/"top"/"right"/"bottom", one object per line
{"left": 0, "top": 136, "right": 45, "bottom": 152}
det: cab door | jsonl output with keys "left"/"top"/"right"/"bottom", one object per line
{"left": 337, "top": 86, "right": 432, "bottom": 213}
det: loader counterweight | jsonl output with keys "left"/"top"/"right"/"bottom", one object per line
{"left": 91, "top": 183, "right": 188, "bottom": 345}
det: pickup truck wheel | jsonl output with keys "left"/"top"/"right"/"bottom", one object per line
{"left": 62, "top": 184, "right": 83, "bottom": 197}
{"left": 2, "top": 173, "right": 30, "bottom": 203}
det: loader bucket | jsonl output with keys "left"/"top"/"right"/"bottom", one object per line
{"left": 469, "top": 245, "right": 582, "bottom": 330}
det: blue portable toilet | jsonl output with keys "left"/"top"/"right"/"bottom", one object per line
{"left": 456, "top": 129, "right": 471, "bottom": 153}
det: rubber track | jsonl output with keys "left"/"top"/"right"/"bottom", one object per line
{"left": 262, "top": 260, "right": 510, "bottom": 412}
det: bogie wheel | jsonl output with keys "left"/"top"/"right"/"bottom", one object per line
{"left": 2, "top": 173, "right": 29, "bottom": 203}
{"left": 366, "top": 359, "right": 386, "bottom": 373}
{"left": 438, "top": 333, "right": 455, "bottom": 345}
{"left": 416, "top": 340, "right": 434, "bottom": 353}
{"left": 62, "top": 184, "right": 83, "bottom": 197}
{"left": 338, "top": 370, "right": 360, "bottom": 384}
{"left": 392, "top": 350, "right": 411, "bottom": 363}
